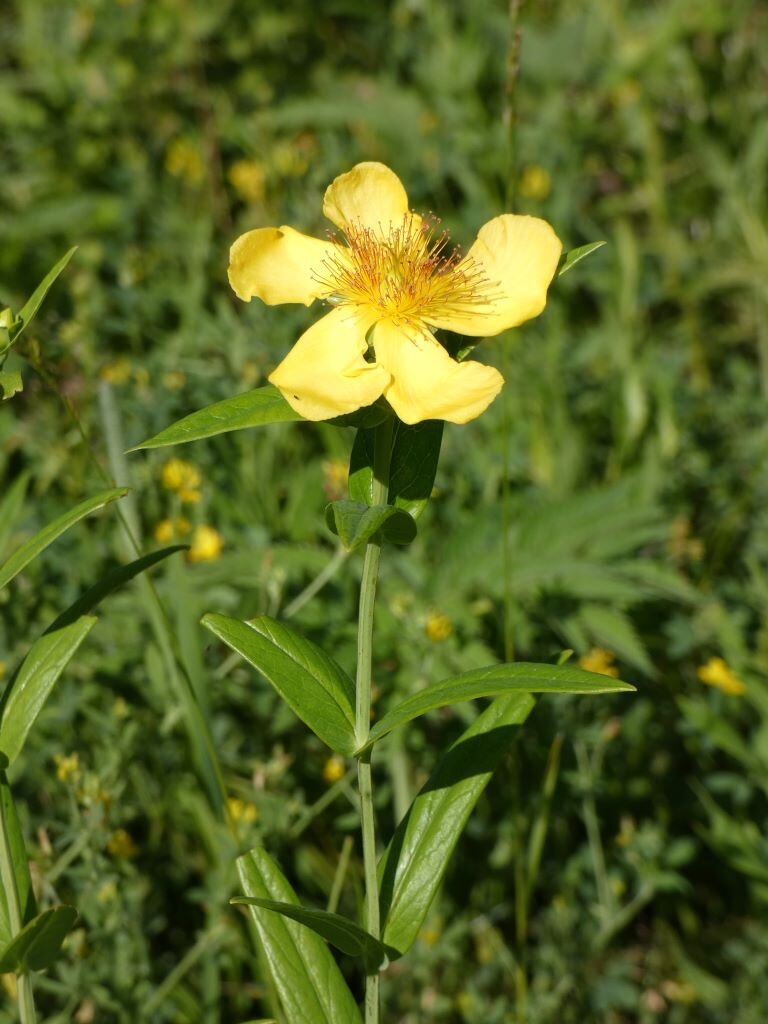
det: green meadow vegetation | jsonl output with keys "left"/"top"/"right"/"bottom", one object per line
{"left": 2, "top": 1, "right": 768, "bottom": 1021}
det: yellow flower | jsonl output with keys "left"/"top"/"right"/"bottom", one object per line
{"left": 153, "top": 516, "right": 190, "bottom": 543}
{"left": 107, "top": 828, "right": 138, "bottom": 859}
{"left": 579, "top": 647, "right": 620, "bottom": 678}
{"left": 188, "top": 524, "right": 224, "bottom": 563}
{"left": 228, "top": 162, "right": 561, "bottom": 425}
{"left": 322, "top": 755, "right": 346, "bottom": 784}
{"left": 165, "top": 137, "right": 205, "bottom": 185}
{"left": 55, "top": 752, "right": 80, "bottom": 784}
{"left": 161, "top": 458, "right": 202, "bottom": 503}
{"left": 229, "top": 159, "right": 266, "bottom": 204}
{"left": 163, "top": 370, "right": 187, "bottom": 391}
{"left": 100, "top": 357, "right": 132, "bottom": 384}
{"left": 519, "top": 165, "right": 552, "bottom": 200}
{"left": 322, "top": 458, "right": 348, "bottom": 500}
{"left": 227, "top": 796, "right": 259, "bottom": 825}
{"left": 697, "top": 656, "right": 746, "bottom": 696}
{"left": 424, "top": 611, "right": 453, "bottom": 642}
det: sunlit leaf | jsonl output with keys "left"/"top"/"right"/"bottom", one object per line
{"left": 325, "top": 500, "right": 416, "bottom": 550}
{"left": 556, "top": 240, "right": 606, "bottom": 277}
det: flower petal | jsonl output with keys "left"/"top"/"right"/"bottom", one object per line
{"left": 323, "top": 162, "right": 410, "bottom": 234}
{"left": 426, "top": 215, "right": 562, "bottom": 337}
{"left": 373, "top": 319, "right": 503, "bottom": 425}
{"left": 228, "top": 226, "right": 341, "bottom": 306}
{"left": 269, "top": 307, "right": 390, "bottom": 421}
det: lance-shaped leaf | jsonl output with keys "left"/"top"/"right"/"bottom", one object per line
{"left": 237, "top": 848, "right": 362, "bottom": 1024}
{"left": 0, "top": 487, "right": 127, "bottom": 592}
{"left": 6, "top": 248, "right": 78, "bottom": 347}
{"left": 130, "top": 384, "right": 302, "bottom": 451}
{"left": 349, "top": 421, "right": 443, "bottom": 520}
{"left": 557, "top": 241, "right": 606, "bottom": 277}
{"left": 0, "top": 769, "right": 37, "bottom": 949}
{"left": 44, "top": 545, "right": 186, "bottom": 634}
{"left": 357, "top": 662, "right": 634, "bottom": 754}
{"left": 325, "top": 501, "right": 416, "bottom": 551}
{"left": 0, "top": 906, "right": 77, "bottom": 974}
{"left": 0, "top": 371, "right": 22, "bottom": 401}
{"left": 231, "top": 897, "right": 396, "bottom": 973}
{"left": 0, "top": 471, "right": 30, "bottom": 560}
{"left": 0, "top": 617, "right": 96, "bottom": 764}
{"left": 202, "top": 614, "right": 357, "bottom": 755}
{"left": 379, "top": 693, "right": 535, "bottom": 957}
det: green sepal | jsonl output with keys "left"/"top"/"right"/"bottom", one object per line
{"left": 0, "top": 906, "right": 77, "bottom": 974}
{"left": 129, "top": 384, "right": 302, "bottom": 451}
{"left": 357, "top": 661, "right": 634, "bottom": 754}
{"left": 325, "top": 500, "right": 417, "bottom": 550}
{"left": 378, "top": 693, "right": 534, "bottom": 957}
{"left": 328, "top": 401, "right": 392, "bottom": 429}
{"left": 556, "top": 241, "right": 606, "bottom": 277}
{"left": 237, "top": 848, "right": 362, "bottom": 1024}
{"left": 231, "top": 897, "right": 396, "bottom": 973}
{"left": 349, "top": 421, "right": 443, "bottom": 520}
{"left": 201, "top": 613, "right": 357, "bottom": 756}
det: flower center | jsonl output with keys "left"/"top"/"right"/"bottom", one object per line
{"left": 314, "top": 215, "right": 493, "bottom": 326}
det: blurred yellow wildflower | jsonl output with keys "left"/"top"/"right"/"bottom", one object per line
{"left": 322, "top": 754, "right": 346, "bottom": 785}
{"left": 161, "top": 458, "right": 202, "bottom": 503}
{"left": 153, "top": 516, "right": 191, "bottom": 544}
{"left": 579, "top": 647, "right": 620, "bottom": 678}
{"left": 227, "top": 796, "right": 258, "bottom": 825}
{"left": 100, "top": 357, "right": 132, "bottom": 384}
{"left": 424, "top": 611, "right": 453, "bottom": 642}
{"left": 0, "top": 660, "right": 5, "bottom": 680}
{"left": 188, "top": 524, "right": 224, "bottom": 563}
{"left": 162, "top": 370, "right": 187, "bottom": 391}
{"left": 419, "top": 923, "right": 441, "bottom": 947}
{"left": 229, "top": 159, "right": 266, "bottom": 204}
{"left": 165, "top": 137, "right": 205, "bottom": 186}
{"left": 229, "top": 161, "right": 561, "bottom": 424}
{"left": 107, "top": 829, "right": 138, "bottom": 859}
{"left": 134, "top": 366, "right": 150, "bottom": 388}
{"left": 55, "top": 752, "right": 80, "bottom": 784}
{"left": 322, "top": 458, "right": 348, "bottom": 501}
{"left": 272, "top": 142, "right": 308, "bottom": 178}
{"left": 1, "top": 974, "right": 17, "bottom": 1000}
{"left": 519, "top": 165, "right": 552, "bottom": 200}
{"left": 697, "top": 656, "right": 746, "bottom": 696}
{"left": 97, "top": 880, "right": 118, "bottom": 904}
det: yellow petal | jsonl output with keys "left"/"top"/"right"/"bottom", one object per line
{"left": 426, "top": 215, "right": 562, "bottom": 337}
{"left": 269, "top": 307, "right": 390, "bottom": 421}
{"left": 228, "top": 226, "right": 341, "bottom": 306}
{"left": 323, "top": 162, "right": 410, "bottom": 234}
{"left": 373, "top": 319, "right": 503, "bottom": 425}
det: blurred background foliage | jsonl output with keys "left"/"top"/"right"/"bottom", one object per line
{"left": 1, "top": 0, "right": 768, "bottom": 1020}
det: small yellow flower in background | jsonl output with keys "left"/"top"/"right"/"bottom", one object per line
{"left": 697, "top": 656, "right": 746, "bottom": 696}
{"left": 227, "top": 796, "right": 259, "bottom": 825}
{"left": 229, "top": 159, "right": 267, "bottom": 204}
{"left": 579, "top": 647, "right": 620, "bottom": 678}
{"left": 153, "top": 516, "right": 191, "bottom": 544}
{"left": 1, "top": 974, "right": 17, "bottom": 1000}
{"left": 55, "top": 752, "right": 80, "bottom": 784}
{"left": 161, "top": 458, "right": 202, "bottom": 503}
{"left": 112, "top": 697, "right": 129, "bottom": 719}
{"left": 322, "top": 458, "right": 348, "bottom": 501}
{"left": 188, "top": 524, "right": 224, "bottom": 563}
{"left": 165, "top": 137, "right": 205, "bottom": 186}
{"left": 424, "top": 611, "right": 453, "bottom": 642}
{"left": 100, "top": 357, "right": 132, "bottom": 384}
{"left": 418, "top": 921, "right": 442, "bottom": 947}
{"left": 162, "top": 370, "right": 187, "bottom": 391}
{"left": 97, "top": 880, "right": 118, "bottom": 904}
{"left": 229, "top": 161, "right": 561, "bottom": 425}
{"left": 322, "top": 755, "right": 346, "bottom": 785}
{"left": 272, "top": 142, "right": 309, "bottom": 178}
{"left": 519, "top": 165, "right": 552, "bottom": 201}
{"left": 107, "top": 828, "right": 138, "bottom": 859}
{"left": 0, "top": 660, "right": 5, "bottom": 680}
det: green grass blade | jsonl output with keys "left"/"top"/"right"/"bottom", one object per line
{"left": 556, "top": 241, "right": 606, "bottom": 277}
{"left": 7, "top": 248, "right": 78, "bottom": 346}
{"left": 0, "top": 772, "right": 37, "bottom": 949}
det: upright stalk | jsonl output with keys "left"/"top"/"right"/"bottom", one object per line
{"left": 0, "top": 785, "right": 37, "bottom": 1024}
{"left": 355, "top": 418, "right": 394, "bottom": 1024}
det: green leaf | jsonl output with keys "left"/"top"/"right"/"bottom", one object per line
{"left": 0, "top": 773, "right": 37, "bottom": 949}
{"left": 329, "top": 403, "right": 391, "bottom": 430}
{"left": 349, "top": 421, "right": 443, "bottom": 520}
{"left": 7, "top": 248, "right": 78, "bottom": 346}
{"left": 0, "top": 471, "right": 30, "bottom": 562}
{"left": 130, "top": 384, "right": 302, "bottom": 451}
{"left": 44, "top": 545, "right": 186, "bottom": 634}
{"left": 556, "top": 241, "right": 606, "bottom": 277}
{"left": 358, "top": 662, "right": 634, "bottom": 754}
{"left": 202, "top": 614, "right": 357, "bottom": 755}
{"left": 379, "top": 693, "right": 534, "bottom": 957}
{"left": 0, "top": 487, "right": 127, "bottom": 592}
{"left": 325, "top": 501, "right": 417, "bottom": 551}
{"left": 0, "top": 617, "right": 97, "bottom": 764}
{"left": 0, "top": 906, "right": 77, "bottom": 974}
{"left": 237, "top": 848, "right": 362, "bottom": 1024}
{"left": 0, "top": 371, "right": 22, "bottom": 400}
{"left": 231, "top": 897, "right": 395, "bottom": 972}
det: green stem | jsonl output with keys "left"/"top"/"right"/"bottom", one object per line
{"left": 355, "top": 418, "right": 394, "bottom": 1024}
{"left": 0, "top": 782, "right": 37, "bottom": 1024}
